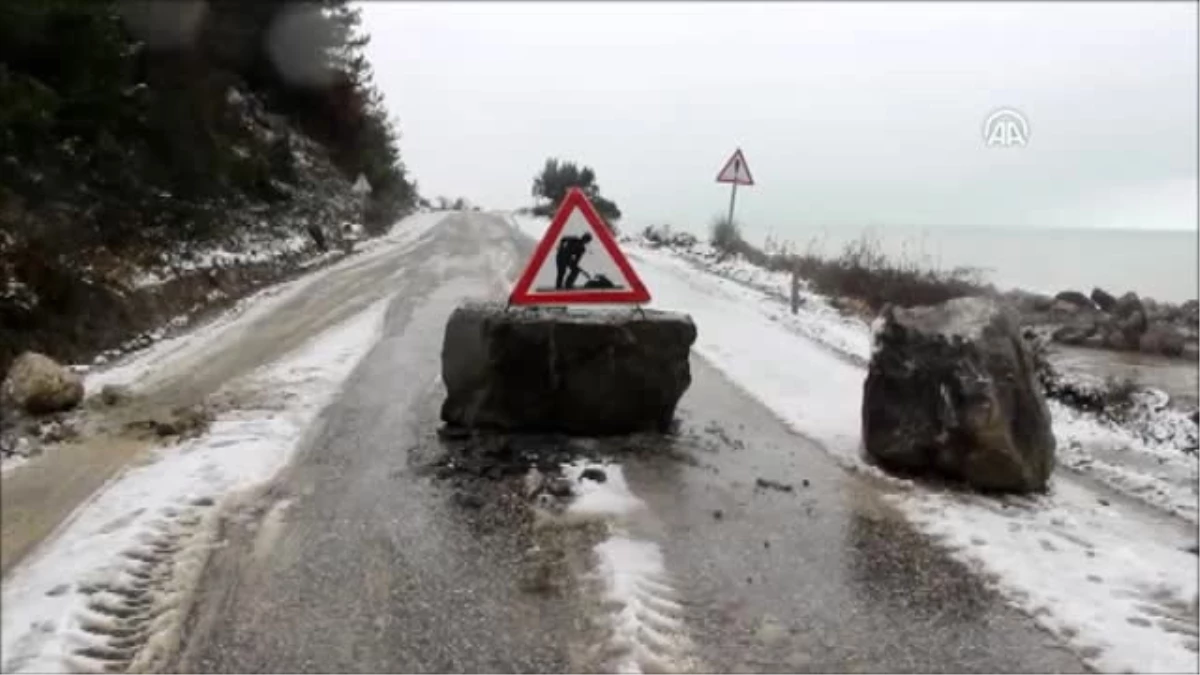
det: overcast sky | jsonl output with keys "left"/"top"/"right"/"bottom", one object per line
{"left": 360, "top": 1, "right": 1197, "bottom": 239}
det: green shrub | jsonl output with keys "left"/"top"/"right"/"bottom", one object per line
{"left": 531, "top": 157, "right": 621, "bottom": 226}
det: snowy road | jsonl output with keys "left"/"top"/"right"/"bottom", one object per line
{"left": 586, "top": 357, "right": 1085, "bottom": 673}
{"left": 622, "top": 238, "right": 1199, "bottom": 673}
{"left": 171, "top": 213, "right": 572, "bottom": 672}
{"left": 7, "top": 211, "right": 1177, "bottom": 673}
{"left": 0, "top": 212, "right": 452, "bottom": 575}
{"left": 169, "top": 214, "right": 1079, "bottom": 672}
{"left": 1, "top": 212, "right": 513, "bottom": 672}
{"left": 174, "top": 352, "right": 1085, "bottom": 673}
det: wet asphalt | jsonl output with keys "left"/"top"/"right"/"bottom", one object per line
{"left": 173, "top": 213, "right": 578, "bottom": 673}
{"left": 171, "top": 212, "right": 1086, "bottom": 673}
{"left": 616, "top": 356, "right": 1086, "bottom": 673}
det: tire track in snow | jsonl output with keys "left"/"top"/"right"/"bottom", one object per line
{"left": 583, "top": 534, "right": 693, "bottom": 674}
{"left": 13, "top": 498, "right": 221, "bottom": 675}
{"left": 533, "top": 461, "right": 699, "bottom": 674}
{"left": 1, "top": 497, "right": 223, "bottom": 675}
{"left": 2, "top": 293, "right": 394, "bottom": 674}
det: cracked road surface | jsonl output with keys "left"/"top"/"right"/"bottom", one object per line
{"left": 168, "top": 212, "right": 1085, "bottom": 673}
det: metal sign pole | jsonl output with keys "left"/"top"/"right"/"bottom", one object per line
{"left": 727, "top": 181, "right": 738, "bottom": 225}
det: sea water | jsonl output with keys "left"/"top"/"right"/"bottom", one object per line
{"left": 776, "top": 224, "right": 1197, "bottom": 303}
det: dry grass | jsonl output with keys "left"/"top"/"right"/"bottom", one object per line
{"left": 1101, "top": 374, "right": 1140, "bottom": 410}
{"left": 709, "top": 220, "right": 989, "bottom": 311}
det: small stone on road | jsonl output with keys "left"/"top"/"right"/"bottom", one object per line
{"left": 755, "top": 477, "right": 794, "bottom": 493}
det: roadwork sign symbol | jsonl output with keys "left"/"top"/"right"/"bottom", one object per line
{"left": 509, "top": 187, "right": 650, "bottom": 305}
{"left": 716, "top": 148, "right": 754, "bottom": 186}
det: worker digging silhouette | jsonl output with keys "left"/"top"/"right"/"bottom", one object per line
{"left": 555, "top": 232, "right": 592, "bottom": 289}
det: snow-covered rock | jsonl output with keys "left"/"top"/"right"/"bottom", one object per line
{"left": 2, "top": 352, "right": 85, "bottom": 415}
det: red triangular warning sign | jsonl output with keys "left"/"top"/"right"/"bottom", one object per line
{"left": 510, "top": 188, "right": 650, "bottom": 306}
{"left": 716, "top": 148, "right": 754, "bottom": 186}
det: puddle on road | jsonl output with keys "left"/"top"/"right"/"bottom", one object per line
{"left": 1, "top": 434, "right": 150, "bottom": 575}
{"left": 2, "top": 392, "right": 236, "bottom": 576}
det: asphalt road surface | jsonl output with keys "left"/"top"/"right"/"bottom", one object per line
{"left": 169, "top": 212, "right": 1085, "bottom": 672}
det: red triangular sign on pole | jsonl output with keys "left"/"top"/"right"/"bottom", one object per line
{"left": 510, "top": 188, "right": 651, "bottom": 305}
{"left": 716, "top": 148, "right": 754, "bottom": 186}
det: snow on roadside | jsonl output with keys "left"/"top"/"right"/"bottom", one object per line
{"left": 627, "top": 240, "right": 1200, "bottom": 673}
{"left": 628, "top": 245, "right": 867, "bottom": 467}
{"left": 0, "top": 297, "right": 392, "bottom": 674}
{"left": 497, "top": 211, "right": 551, "bottom": 243}
{"left": 905, "top": 481, "right": 1199, "bottom": 674}
{"left": 655, "top": 240, "right": 873, "bottom": 365}
{"left": 547, "top": 462, "right": 697, "bottom": 674}
{"left": 0, "top": 455, "right": 28, "bottom": 477}
{"left": 1053, "top": 400, "right": 1199, "bottom": 523}
{"left": 629, "top": 241, "right": 1198, "bottom": 524}
{"left": 127, "top": 231, "right": 317, "bottom": 291}
{"left": 83, "top": 211, "right": 445, "bottom": 393}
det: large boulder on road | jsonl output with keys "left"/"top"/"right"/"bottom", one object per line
{"left": 440, "top": 303, "right": 696, "bottom": 435}
{"left": 862, "top": 297, "right": 1056, "bottom": 493}
{"left": 2, "top": 352, "right": 85, "bottom": 415}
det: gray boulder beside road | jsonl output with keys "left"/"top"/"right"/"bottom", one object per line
{"left": 440, "top": 302, "right": 696, "bottom": 435}
{"left": 862, "top": 297, "right": 1056, "bottom": 493}
{"left": 1035, "top": 286, "right": 1197, "bottom": 358}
